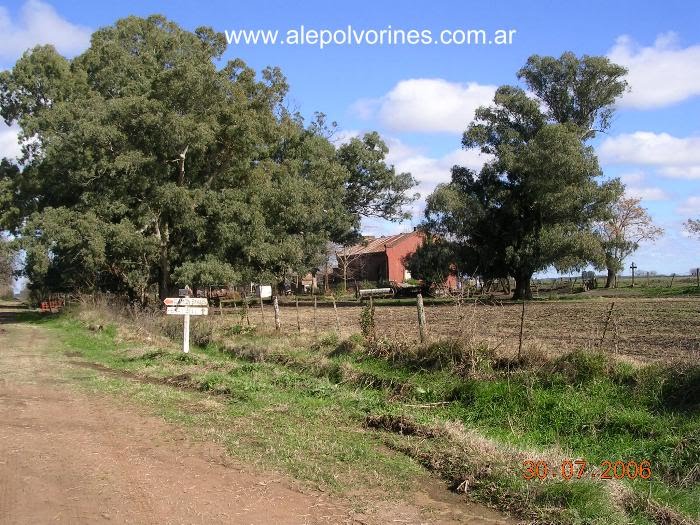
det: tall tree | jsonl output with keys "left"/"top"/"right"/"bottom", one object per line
{"left": 335, "top": 243, "right": 366, "bottom": 293}
{"left": 0, "top": 236, "right": 14, "bottom": 298}
{"left": 0, "top": 16, "right": 414, "bottom": 302}
{"left": 423, "top": 53, "right": 627, "bottom": 299}
{"left": 337, "top": 132, "right": 418, "bottom": 225}
{"left": 595, "top": 196, "right": 663, "bottom": 288}
{"left": 685, "top": 219, "right": 700, "bottom": 238}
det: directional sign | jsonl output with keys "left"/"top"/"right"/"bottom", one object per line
{"left": 163, "top": 297, "right": 208, "bottom": 306}
{"left": 166, "top": 306, "right": 209, "bottom": 316}
{"left": 163, "top": 296, "right": 209, "bottom": 353}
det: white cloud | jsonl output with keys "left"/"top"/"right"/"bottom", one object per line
{"left": 620, "top": 171, "right": 671, "bottom": 201}
{"left": 352, "top": 78, "right": 496, "bottom": 134}
{"left": 659, "top": 166, "right": 700, "bottom": 180}
{"left": 599, "top": 132, "right": 700, "bottom": 168}
{"left": 383, "top": 137, "right": 489, "bottom": 219}
{"left": 0, "top": 0, "right": 91, "bottom": 61}
{"left": 625, "top": 186, "right": 670, "bottom": 201}
{"left": 386, "top": 138, "right": 486, "bottom": 185}
{"left": 677, "top": 196, "right": 700, "bottom": 217}
{"left": 0, "top": 123, "right": 22, "bottom": 160}
{"left": 608, "top": 32, "right": 700, "bottom": 109}
{"left": 330, "top": 129, "right": 361, "bottom": 146}
{"left": 619, "top": 172, "right": 670, "bottom": 201}
{"left": 619, "top": 172, "right": 645, "bottom": 185}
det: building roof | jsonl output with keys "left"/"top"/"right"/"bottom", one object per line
{"left": 339, "top": 231, "right": 422, "bottom": 256}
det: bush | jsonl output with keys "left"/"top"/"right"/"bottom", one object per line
{"left": 547, "top": 350, "right": 610, "bottom": 385}
{"left": 330, "top": 335, "right": 364, "bottom": 357}
{"left": 319, "top": 333, "right": 340, "bottom": 347}
{"left": 360, "top": 301, "right": 376, "bottom": 341}
{"left": 188, "top": 319, "right": 216, "bottom": 347}
{"left": 634, "top": 363, "right": 700, "bottom": 412}
{"left": 226, "top": 324, "right": 256, "bottom": 336}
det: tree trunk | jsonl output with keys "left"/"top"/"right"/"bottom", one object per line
{"left": 605, "top": 268, "right": 616, "bottom": 289}
{"left": 156, "top": 219, "right": 170, "bottom": 300}
{"left": 512, "top": 273, "right": 533, "bottom": 300}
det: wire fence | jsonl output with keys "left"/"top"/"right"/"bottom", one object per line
{"left": 212, "top": 296, "right": 700, "bottom": 363}
{"left": 66, "top": 292, "right": 700, "bottom": 363}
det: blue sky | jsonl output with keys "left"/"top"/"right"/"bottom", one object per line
{"left": 1, "top": 0, "right": 699, "bottom": 276}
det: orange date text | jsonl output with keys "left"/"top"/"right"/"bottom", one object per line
{"left": 522, "top": 459, "right": 652, "bottom": 481}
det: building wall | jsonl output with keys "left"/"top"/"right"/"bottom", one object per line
{"left": 345, "top": 231, "right": 459, "bottom": 289}
{"left": 387, "top": 232, "right": 458, "bottom": 289}
{"left": 346, "top": 252, "right": 387, "bottom": 283}
{"left": 385, "top": 233, "right": 424, "bottom": 283}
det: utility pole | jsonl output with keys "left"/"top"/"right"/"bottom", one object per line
{"left": 630, "top": 262, "right": 637, "bottom": 288}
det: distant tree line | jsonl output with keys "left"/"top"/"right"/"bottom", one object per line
{"left": 0, "top": 16, "right": 416, "bottom": 303}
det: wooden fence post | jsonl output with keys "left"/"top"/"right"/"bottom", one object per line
{"left": 600, "top": 301, "right": 615, "bottom": 348}
{"left": 243, "top": 293, "right": 251, "bottom": 326}
{"left": 416, "top": 293, "right": 427, "bottom": 343}
{"left": 332, "top": 295, "right": 340, "bottom": 333}
{"left": 518, "top": 300, "right": 526, "bottom": 359}
{"left": 273, "top": 296, "right": 281, "bottom": 331}
{"left": 295, "top": 297, "right": 301, "bottom": 333}
{"left": 313, "top": 296, "right": 318, "bottom": 335}
{"left": 259, "top": 294, "right": 265, "bottom": 325}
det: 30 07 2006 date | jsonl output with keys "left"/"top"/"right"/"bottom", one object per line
{"left": 523, "top": 460, "right": 652, "bottom": 481}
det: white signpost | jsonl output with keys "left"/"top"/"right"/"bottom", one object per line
{"left": 164, "top": 297, "right": 209, "bottom": 353}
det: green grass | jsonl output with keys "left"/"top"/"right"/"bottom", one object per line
{"left": 31, "top": 311, "right": 700, "bottom": 524}
{"left": 40, "top": 316, "right": 423, "bottom": 495}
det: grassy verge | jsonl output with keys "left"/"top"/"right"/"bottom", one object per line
{"left": 27, "top": 307, "right": 700, "bottom": 524}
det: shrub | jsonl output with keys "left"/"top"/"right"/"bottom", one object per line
{"left": 188, "top": 319, "right": 216, "bottom": 347}
{"left": 635, "top": 363, "right": 700, "bottom": 412}
{"left": 547, "top": 350, "right": 610, "bottom": 385}
{"left": 330, "top": 335, "right": 364, "bottom": 357}
{"left": 226, "top": 324, "right": 256, "bottom": 336}
{"left": 359, "top": 301, "right": 376, "bottom": 341}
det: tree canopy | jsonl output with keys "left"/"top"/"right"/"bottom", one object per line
{"left": 422, "top": 53, "right": 627, "bottom": 299}
{"left": 404, "top": 234, "right": 457, "bottom": 290}
{"left": 0, "top": 15, "right": 415, "bottom": 301}
{"left": 685, "top": 219, "right": 700, "bottom": 239}
{"left": 595, "top": 196, "right": 663, "bottom": 288}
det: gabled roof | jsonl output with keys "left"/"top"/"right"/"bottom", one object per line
{"left": 339, "top": 231, "right": 422, "bottom": 256}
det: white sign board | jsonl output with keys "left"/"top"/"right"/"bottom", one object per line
{"left": 258, "top": 285, "right": 272, "bottom": 299}
{"left": 166, "top": 306, "right": 209, "bottom": 316}
{"left": 163, "top": 297, "right": 208, "bottom": 306}
{"left": 163, "top": 297, "right": 209, "bottom": 353}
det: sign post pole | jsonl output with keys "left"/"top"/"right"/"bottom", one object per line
{"left": 164, "top": 297, "right": 208, "bottom": 353}
{"left": 183, "top": 305, "right": 190, "bottom": 353}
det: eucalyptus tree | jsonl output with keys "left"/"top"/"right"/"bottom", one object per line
{"left": 422, "top": 53, "right": 627, "bottom": 299}
{"left": 0, "top": 16, "right": 414, "bottom": 301}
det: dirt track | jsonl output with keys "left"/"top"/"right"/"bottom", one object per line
{"left": 0, "top": 309, "right": 511, "bottom": 524}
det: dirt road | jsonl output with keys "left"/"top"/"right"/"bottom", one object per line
{"left": 0, "top": 308, "right": 511, "bottom": 524}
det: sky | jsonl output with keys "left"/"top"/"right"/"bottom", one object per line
{"left": 0, "top": 0, "right": 699, "bottom": 277}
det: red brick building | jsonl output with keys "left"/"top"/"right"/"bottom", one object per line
{"left": 337, "top": 231, "right": 457, "bottom": 289}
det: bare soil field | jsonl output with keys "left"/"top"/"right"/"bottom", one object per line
{"left": 261, "top": 298, "right": 700, "bottom": 362}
